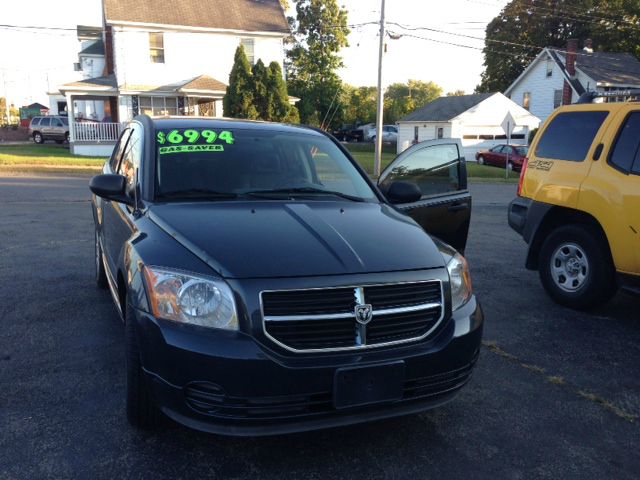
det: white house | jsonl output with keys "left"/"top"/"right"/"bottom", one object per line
{"left": 505, "top": 39, "right": 640, "bottom": 125}
{"left": 396, "top": 92, "right": 540, "bottom": 159}
{"left": 53, "top": 0, "right": 289, "bottom": 156}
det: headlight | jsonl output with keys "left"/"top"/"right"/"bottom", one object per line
{"left": 447, "top": 253, "right": 473, "bottom": 311}
{"left": 142, "top": 266, "right": 238, "bottom": 330}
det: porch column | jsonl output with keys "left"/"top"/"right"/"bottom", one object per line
{"left": 65, "top": 93, "right": 76, "bottom": 152}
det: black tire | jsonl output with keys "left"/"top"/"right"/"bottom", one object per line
{"left": 95, "top": 230, "right": 108, "bottom": 289}
{"left": 33, "top": 132, "right": 44, "bottom": 144}
{"left": 477, "top": 155, "right": 484, "bottom": 165}
{"left": 65, "top": 132, "right": 70, "bottom": 143}
{"left": 125, "top": 302, "right": 160, "bottom": 429}
{"left": 538, "top": 224, "right": 617, "bottom": 310}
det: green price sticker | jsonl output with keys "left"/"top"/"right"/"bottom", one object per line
{"left": 157, "top": 129, "right": 234, "bottom": 146}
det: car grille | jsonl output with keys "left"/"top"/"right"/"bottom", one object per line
{"left": 261, "top": 281, "right": 444, "bottom": 352}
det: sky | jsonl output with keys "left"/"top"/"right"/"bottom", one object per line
{"left": 0, "top": 0, "right": 509, "bottom": 107}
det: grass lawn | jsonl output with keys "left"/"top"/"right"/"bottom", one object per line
{"left": 0, "top": 142, "right": 519, "bottom": 182}
{"left": 0, "top": 145, "right": 105, "bottom": 167}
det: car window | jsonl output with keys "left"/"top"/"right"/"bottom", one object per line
{"left": 515, "top": 146, "right": 528, "bottom": 156}
{"left": 109, "top": 129, "right": 131, "bottom": 171}
{"left": 40, "top": 118, "right": 51, "bottom": 127}
{"left": 535, "top": 111, "right": 608, "bottom": 162}
{"left": 154, "top": 128, "right": 377, "bottom": 201}
{"left": 60, "top": 117, "right": 68, "bottom": 126}
{"left": 119, "top": 126, "right": 142, "bottom": 190}
{"left": 52, "top": 118, "right": 63, "bottom": 127}
{"left": 379, "top": 143, "right": 462, "bottom": 197}
{"left": 31, "top": 118, "right": 41, "bottom": 127}
{"left": 609, "top": 112, "right": 640, "bottom": 174}
{"left": 491, "top": 146, "right": 502, "bottom": 153}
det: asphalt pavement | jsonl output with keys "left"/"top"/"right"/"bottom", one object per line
{"left": 0, "top": 175, "right": 638, "bottom": 479}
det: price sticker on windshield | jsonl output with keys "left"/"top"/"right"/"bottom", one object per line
{"left": 156, "top": 129, "right": 235, "bottom": 154}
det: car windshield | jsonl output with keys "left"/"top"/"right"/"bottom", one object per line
{"left": 515, "top": 146, "right": 528, "bottom": 155}
{"left": 155, "top": 127, "right": 378, "bottom": 202}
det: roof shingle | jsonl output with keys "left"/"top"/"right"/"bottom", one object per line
{"left": 400, "top": 93, "right": 495, "bottom": 122}
{"left": 104, "top": 0, "right": 289, "bottom": 33}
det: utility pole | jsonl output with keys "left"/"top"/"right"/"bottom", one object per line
{"left": 373, "top": 0, "right": 386, "bottom": 178}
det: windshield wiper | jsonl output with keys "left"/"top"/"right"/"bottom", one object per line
{"left": 244, "top": 187, "right": 365, "bottom": 202}
{"left": 158, "top": 188, "right": 238, "bottom": 200}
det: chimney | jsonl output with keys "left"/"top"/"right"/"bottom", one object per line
{"left": 583, "top": 38, "right": 594, "bottom": 54}
{"left": 562, "top": 39, "right": 578, "bottom": 105}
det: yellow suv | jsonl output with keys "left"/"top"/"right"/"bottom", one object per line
{"left": 509, "top": 92, "right": 639, "bottom": 309}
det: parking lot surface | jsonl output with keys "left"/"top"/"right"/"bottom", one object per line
{"left": 1, "top": 175, "right": 638, "bottom": 479}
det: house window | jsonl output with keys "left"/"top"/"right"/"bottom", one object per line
{"left": 553, "top": 89, "right": 563, "bottom": 109}
{"left": 546, "top": 58, "right": 553, "bottom": 77}
{"left": 241, "top": 38, "right": 255, "bottom": 64}
{"left": 436, "top": 127, "right": 444, "bottom": 139}
{"left": 139, "top": 96, "right": 178, "bottom": 116}
{"left": 149, "top": 33, "right": 165, "bottom": 63}
{"left": 523, "top": 92, "right": 531, "bottom": 110}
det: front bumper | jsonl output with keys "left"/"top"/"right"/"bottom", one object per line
{"left": 134, "top": 294, "right": 483, "bottom": 436}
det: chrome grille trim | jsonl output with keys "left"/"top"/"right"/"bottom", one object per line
{"left": 260, "top": 280, "right": 445, "bottom": 353}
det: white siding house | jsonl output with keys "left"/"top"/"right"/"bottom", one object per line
{"left": 56, "top": 0, "right": 289, "bottom": 156}
{"left": 397, "top": 93, "right": 540, "bottom": 160}
{"left": 505, "top": 40, "right": 640, "bottom": 125}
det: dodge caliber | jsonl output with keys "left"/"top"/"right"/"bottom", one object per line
{"left": 89, "top": 116, "right": 483, "bottom": 435}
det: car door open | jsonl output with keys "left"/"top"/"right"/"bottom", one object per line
{"left": 378, "top": 139, "right": 471, "bottom": 253}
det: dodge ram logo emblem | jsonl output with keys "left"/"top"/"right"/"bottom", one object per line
{"left": 355, "top": 304, "right": 373, "bottom": 325}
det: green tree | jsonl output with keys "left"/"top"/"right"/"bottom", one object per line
{"left": 447, "top": 90, "right": 466, "bottom": 96}
{"left": 286, "top": 0, "right": 350, "bottom": 128}
{"left": 251, "top": 59, "right": 269, "bottom": 119}
{"left": 384, "top": 80, "right": 442, "bottom": 123}
{"left": 266, "top": 61, "right": 293, "bottom": 121}
{"left": 223, "top": 45, "right": 259, "bottom": 119}
{"left": 341, "top": 85, "right": 377, "bottom": 125}
{"left": 477, "top": 0, "right": 640, "bottom": 93}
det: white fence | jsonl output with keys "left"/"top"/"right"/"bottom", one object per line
{"left": 73, "top": 122, "right": 123, "bottom": 142}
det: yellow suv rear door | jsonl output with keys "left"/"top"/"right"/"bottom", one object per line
{"left": 523, "top": 106, "right": 611, "bottom": 208}
{"left": 580, "top": 107, "right": 640, "bottom": 275}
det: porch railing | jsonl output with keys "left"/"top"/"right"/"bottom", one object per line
{"left": 73, "top": 122, "right": 123, "bottom": 142}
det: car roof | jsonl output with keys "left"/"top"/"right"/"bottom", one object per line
{"left": 144, "top": 116, "right": 324, "bottom": 137}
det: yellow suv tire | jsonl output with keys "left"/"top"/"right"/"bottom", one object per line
{"left": 538, "top": 224, "right": 617, "bottom": 309}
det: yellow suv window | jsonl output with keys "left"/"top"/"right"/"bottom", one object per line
{"left": 609, "top": 112, "right": 640, "bottom": 174}
{"left": 535, "top": 111, "right": 608, "bottom": 162}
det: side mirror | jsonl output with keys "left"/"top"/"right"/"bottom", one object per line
{"left": 386, "top": 181, "right": 422, "bottom": 204}
{"left": 89, "top": 174, "right": 134, "bottom": 206}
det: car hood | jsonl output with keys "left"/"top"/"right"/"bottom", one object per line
{"left": 147, "top": 201, "right": 444, "bottom": 279}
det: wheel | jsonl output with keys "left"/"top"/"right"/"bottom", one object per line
{"left": 126, "top": 302, "right": 160, "bottom": 429}
{"left": 33, "top": 132, "right": 44, "bottom": 144}
{"left": 538, "top": 224, "right": 617, "bottom": 310}
{"left": 477, "top": 155, "right": 484, "bottom": 165}
{"left": 95, "top": 230, "right": 108, "bottom": 289}
{"left": 371, "top": 135, "right": 376, "bottom": 143}
{"left": 64, "top": 132, "right": 70, "bottom": 143}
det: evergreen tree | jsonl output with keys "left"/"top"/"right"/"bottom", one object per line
{"left": 266, "top": 62, "right": 292, "bottom": 122}
{"left": 251, "top": 59, "right": 270, "bottom": 119}
{"left": 224, "top": 45, "right": 259, "bottom": 119}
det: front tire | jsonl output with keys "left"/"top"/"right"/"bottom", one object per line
{"left": 538, "top": 224, "right": 617, "bottom": 310}
{"left": 126, "top": 303, "right": 160, "bottom": 429}
{"left": 477, "top": 155, "right": 484, "bottom": 165}
{"left": 33, "top": 132, "right": 44, "bottom": 144}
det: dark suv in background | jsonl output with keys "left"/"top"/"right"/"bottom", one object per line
{"left": 28, "top": 116, "right": 70, "bottom": 144}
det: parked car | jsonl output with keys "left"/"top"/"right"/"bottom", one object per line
{"left": 90, "top": 116, "right": 482, "bottom": 435}
{"left": 331, "top": 123, "right": 355, "bottom": 142}
{"left": 370, "top": 125, "right": 399, "bottom": 144}
{"left": 508, "top": 94, "right": 640, "bottom": 309}
{"left": 476, "top": 144, "right": 527, "bottom": 171}
{"left": 349, "top": 123, "right": 375, "bottom": 142}
{"left": 28, "top": 115, "right": 70, "bottom": 144}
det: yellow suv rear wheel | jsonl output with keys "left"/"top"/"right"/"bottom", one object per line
{"left": 539, "top": 224, "right": 617, "bottom": 310}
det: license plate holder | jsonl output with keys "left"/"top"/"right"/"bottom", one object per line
{"left": 333, "top": 361, "right": 405, "bottom": 409}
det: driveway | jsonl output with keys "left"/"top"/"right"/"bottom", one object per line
{"left": 0, "top": 176, "right": 638, "bottom": 479}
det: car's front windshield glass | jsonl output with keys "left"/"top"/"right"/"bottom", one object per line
{"left": 516, "top": 146, "right": 528, "bottom": 155}
{"left": 154, "top": 127, "right": 378, "bottom": 202}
